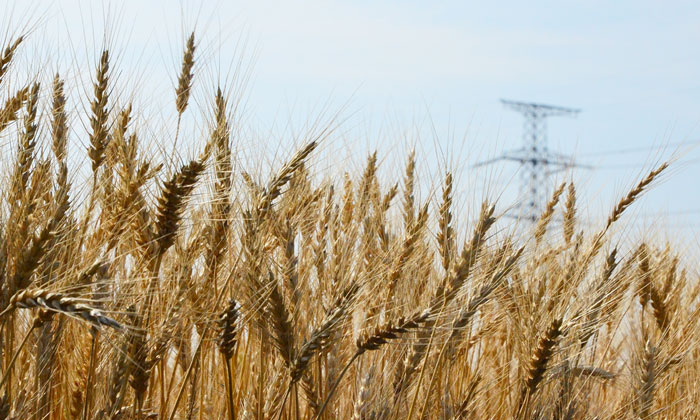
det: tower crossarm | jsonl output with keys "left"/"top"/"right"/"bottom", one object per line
{"left": 500, "top": 99, "right": 580, "bottom": 118}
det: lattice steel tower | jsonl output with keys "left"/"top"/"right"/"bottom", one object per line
{"left": 479, "top": 100, "right": 581, "bottom": 223}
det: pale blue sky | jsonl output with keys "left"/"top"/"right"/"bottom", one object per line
{"left": 5, "top": 0, "right": 700, "bottom": 242}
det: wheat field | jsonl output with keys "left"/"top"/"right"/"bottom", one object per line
{"left": 0, "top": 28, "right": 696, "bottom": 420}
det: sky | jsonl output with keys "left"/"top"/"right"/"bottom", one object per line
{"left": 4, "top": 0, "right": 700, "bottom": 245}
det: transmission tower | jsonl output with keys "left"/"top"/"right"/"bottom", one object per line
{"left": 477, "top": 99, "right": 584, "bottom": 223}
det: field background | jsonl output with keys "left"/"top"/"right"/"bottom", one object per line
{"left": 0, "top": 2, "right": 698, "bottom": 420}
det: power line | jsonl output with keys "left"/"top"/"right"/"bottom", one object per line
{"left": 634, "top": 208, "right": 700, "bottom": 217}
{"left": 580, "top": 155, "right": 700, "bottom": 170}
{"left": 473, "top": 151, "right": 700, "bottom": 171}
{"left": 578, "top": 139, "right": 700, "bottom": 157}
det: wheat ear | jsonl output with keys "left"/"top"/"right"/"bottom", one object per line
{"left": 0, "top": 85, "right": 28, "bottom": 133}
{"left": 175, "top": 32, "right": 196, "bottom": 115}
{"left": 438, "top": 172, "right": 455, "bottom": 272}
{"left": 277, "top": 282, "right": 359, "bottom": 419}
{"left": 606, "top": 163, "right": 668, "bottom": 230}
{"left": 290, "top": 281, "right": 360, "bottom": 383}
{"left": 50, "top": 74, "right": 68, "bottom": 161}
{"left": 563, "top": 182, "right": 576, "bottom": 244}
{"left": 88, "top": 49, "right": 110, "bottom": 175}
{"left": 218, "top": 298, "right": 240, "bottom": 420}
{"left": 636, "top": 343, "right": 657, "bottom": 419}
{"left": 258, "top": 141, "right": 318, "bottom": 219}
{"left": 522, "top": 318, "right": 564, "bottom": 402}
{"left": 1, "top": 289, "right": 123, "bottom": 331}
{"left": 534, "top": 182, "right": 566, "bottom": 244}
{"left": 154, "top": 158, "right": 206, "bottom": 253}
{"left": 0, "top": 36, "right": 23, "bottom": 84}
{"left": 312, "top": 314, "right": 428, "bottom": 420}
{"left": 402, "top": 149, "right": 416, "bottom": 230}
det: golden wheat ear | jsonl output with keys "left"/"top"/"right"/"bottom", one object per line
{"left": 563, "top": 182, "right": 576, "bottom": 244}
{"left": 175, "top": 32, "right": 196, "bottom": 116}
{"left": 2, "top": 289, "right": 124, "bottom": 331}
{"left": 154, "top": 158, "right": 206, "bottom": 254}
{"left": 437, "top": 172, "right": 455, "bottom": 272}
{"left": 311, "top": 313, "right": 428, "bottom": 420}
{"left": 522, "top": 318, "right": 564, "bottom": 402}
{"left": 88, "top": 49, "right": 111, "bottom": 176}
{"left": 290, "top": 280, "right": 360, "bottom": 383}
{"left": 534, "top": 181, "right": 566, "bottom": 244}
{"left": 606, "top": 162, "right": 668, "bottom": 230}
{"left": 217, "top": 298, "right": 241, "bottom": 360}
{"left": 257, "top": 140, "right": 319, "bottom": 219}
{"left": 0, "top": 36, "right": 23, "bottom": 84}
{"left": 50, "top": 74, "right": 68, "bottom": 160}
{"left": 0, "top": 85, "right": 28, "bottom": 133}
